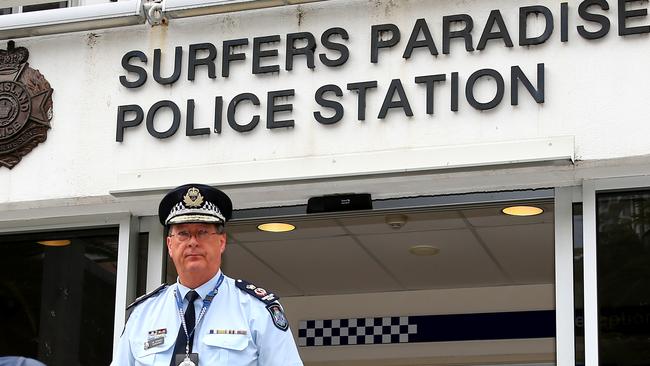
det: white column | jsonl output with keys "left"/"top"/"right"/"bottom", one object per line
{"left": 582, "top": 180, "right": 599, "bottom": 366}
{"left": 554, "top": 187, "right": 575, "bottom": 366}
{"left": 112, "top": 215, "right": 139, "bottom": 359}
{"left": 141, "top": 216, "right": 166, "bottom": 292}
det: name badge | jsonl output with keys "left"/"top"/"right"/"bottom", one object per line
{"left": 144, "top": 336, "right": 165, "bottom": 350}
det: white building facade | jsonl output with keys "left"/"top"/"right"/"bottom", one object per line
{"left": 1, "top": 0, "right": 650, "bottom": 365}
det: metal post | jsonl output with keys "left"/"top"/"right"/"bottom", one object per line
{"left": 112, "top": 215, "right": 139, "bottom": 359}
{"left": 582, "top": 181, "right": 599, "bottom": 366}
{"left": 554, "top": 187, "right": 576, "bottom": 365}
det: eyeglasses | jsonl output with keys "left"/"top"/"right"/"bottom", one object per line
{"left": 169, "top": 229, "right": 219, "bottom": 242}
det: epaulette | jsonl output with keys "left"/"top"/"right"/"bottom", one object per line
{"left": 235, "top": 279, "right": 280, "bottom": 305}
{"left": 121, "top": 284, "right": 168, "bottom": 335}
{"left": 236, "top": 279, "right": 288, "bottom": 331}
{"left": 127, "top": 283, "right": 168, "bottom": 310}
{"left": 125, "top": 284, "right": 168, "bottom": 320}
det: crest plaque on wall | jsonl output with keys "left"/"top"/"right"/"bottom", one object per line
{"left": 0, "top": 41, "right": 53, "bottom": 169}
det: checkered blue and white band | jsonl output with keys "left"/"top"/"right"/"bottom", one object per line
{"left": 165, "top": 201, "right": 225, "bottom": 225}
{"left": 298, "top": 316, "right": 417, "bottom": 347}
{"left": 298, "top": 311, "right": 556, "bottom": 347}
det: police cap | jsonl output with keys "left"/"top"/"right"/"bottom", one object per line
{"left": 158, "top": 183, "right": 233, "bottom": 226}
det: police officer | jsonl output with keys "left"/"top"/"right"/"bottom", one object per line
{"left": 111, "top": 184, "right": 303, "bottom": 366}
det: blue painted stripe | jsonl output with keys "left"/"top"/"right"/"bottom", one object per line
{"left": 409, "top": 310, "right": 555, "bottom": 343}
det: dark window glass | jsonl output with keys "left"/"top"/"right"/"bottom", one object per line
{"left": 164, "top": 227, "right": 177, "bottom": 284}
{"left": 0, "top": 228, "right": 118, "bottom": 365}
{"left": 136, "top": 232, "right": 149, "bottom": 297}
{"left": 22, "top": 1, "right": 68, "bottom": 12}
{"left": 573, "top": 203, "right": 585, "bottom": 366}
{"left": 597, "top": 191, "right": 650, "bottom": 365}
{"left": 0, "top": 8, "right": 12, "bottom": 15}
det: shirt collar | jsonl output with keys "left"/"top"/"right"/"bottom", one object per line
{"left": 175, "top": 270, "right": 223, "bottom": 301}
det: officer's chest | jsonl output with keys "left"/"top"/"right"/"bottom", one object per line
{"left": 196, "top": 287, "right": 258, "bottom": 365}
{"left": 131, "top": 287, "right": 258, "bottom": 366}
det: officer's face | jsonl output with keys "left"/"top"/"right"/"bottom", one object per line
{"left": 167, "top": 223, "right": 226, "bottom": 285}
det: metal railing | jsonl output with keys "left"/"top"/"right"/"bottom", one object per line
{"left": 0, "top": 0, "right": 328, "bottom": 40}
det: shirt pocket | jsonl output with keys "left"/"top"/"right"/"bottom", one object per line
{"left": 201, "top": 334, "right": 250, "bottom": 365}
{"left": 131, "top": 335, "right": 175, "bottom": 366}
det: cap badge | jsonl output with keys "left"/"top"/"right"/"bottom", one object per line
{"left": 183, "top": 187, "right": 204, "bottom": 208}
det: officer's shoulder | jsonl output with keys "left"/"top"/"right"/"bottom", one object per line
{"left": 127, "top": 283, "right": 168, "bottom": 312}
{"left": 235, "top": 279, "right": 280, "bottom": 306}
{"left": 235, "top": 279, "right": 289, "bottom": 331}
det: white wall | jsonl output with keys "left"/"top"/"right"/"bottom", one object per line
{"left": 80, "top": 0, "right": 111, "bottom": 5}
{"left": 1, "top": 0, "right": 650, "bottom": 209}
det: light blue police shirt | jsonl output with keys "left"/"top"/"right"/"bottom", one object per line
{"left": 0, "top": 357, "right": 46, "bottom": 366}
{"left": 111, "top": 271, "right": 303, "bottom": 366}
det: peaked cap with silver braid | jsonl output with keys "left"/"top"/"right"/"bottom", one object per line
{"left": 158, "top": 183, "right": 233, "bottom": 226}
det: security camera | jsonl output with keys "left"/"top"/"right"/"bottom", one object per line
{"left": 385, "top": 214, "right": 408, "bottom": 230}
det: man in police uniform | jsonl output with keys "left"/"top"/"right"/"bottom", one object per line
{"left": 111, "top": 184, "right": 304, "bottom": 366}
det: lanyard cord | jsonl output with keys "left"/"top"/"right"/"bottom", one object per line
{"left": 174, "top": 273, "right": 225, "bottom": 356}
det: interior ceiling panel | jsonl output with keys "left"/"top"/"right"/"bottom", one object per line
{"left": 222, "top": 242, "right": 303, "bottom": 296}
{"left": 357, "top": 229, "right": 508, "bottom": 290}
{"left": 475, "top": 223, "right": 555, "bottom": 284}
{"left": 225, "top": 200, "right": 555, "bottom": 297}
{"left": 230, "top": 219, "right": 345, "bottom": 242}
{"left": 340, "top": 210, "right": 467, "bottom": 235}
{"left": 462, "top": 204, "right": 553, "bottom": 227}
{"left": 241, "top": 236, "right": 402, "bottom": 295}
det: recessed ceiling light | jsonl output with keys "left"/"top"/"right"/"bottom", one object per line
{"left": 502, "top": 205, "right": 544, "bottom": 216}
{"left": 37, "top": 240, "right": 71, "bottom": 247}
{"left": 257, "top": 223, "right": 296, "bottom": 233}
{"left": 409, "top": 245, "right": 440, "bottom": 256}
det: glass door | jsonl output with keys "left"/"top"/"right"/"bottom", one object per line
{"left": 0, "top": 228, "right": 118, "bottom": 365}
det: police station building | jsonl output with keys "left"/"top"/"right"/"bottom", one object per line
{"left": 1, "top": 0, "right": 650, "bottom": 365}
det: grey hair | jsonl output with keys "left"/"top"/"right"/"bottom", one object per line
{"left": 166, "top": 223, "right": 226, "bottom": 236}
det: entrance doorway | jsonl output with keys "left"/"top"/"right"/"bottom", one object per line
{"left": 165, "top": 193, "right": 557, "bottom": 365}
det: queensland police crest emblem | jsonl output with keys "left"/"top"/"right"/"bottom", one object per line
{"left": 266, "top": 303, "right": 289, "bottom": 331}
{"left": 0, "top": 41, "right": 54, "bottom": 169}
{"left": 183, "top": 187, "right": 204, "bottom": 208}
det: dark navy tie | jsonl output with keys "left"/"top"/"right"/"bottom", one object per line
{"left": 170, "top": 290, "right": 199, "bottom": 366}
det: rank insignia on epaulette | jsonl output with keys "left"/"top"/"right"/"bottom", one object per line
{"left": 236, "top": 279, "right": 280, "bottom": 306}
{"left": 266, "top": 303, "right": 289, "bottom": 331}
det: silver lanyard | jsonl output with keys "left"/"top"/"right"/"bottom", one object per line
{"left": 173, "top": 273, "right": 225, "bottom": 357}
